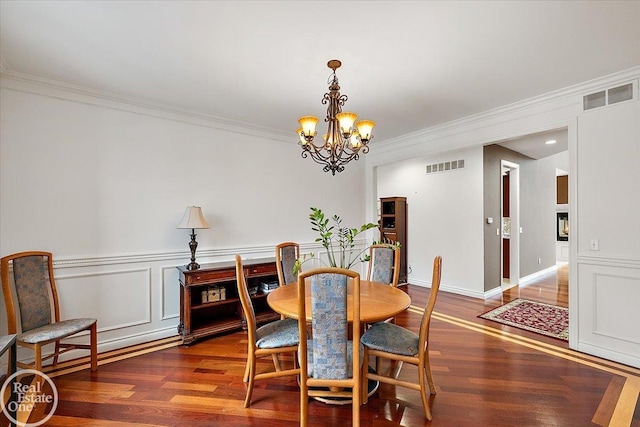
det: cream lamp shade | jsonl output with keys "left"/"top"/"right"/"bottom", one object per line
{"left": 177, "top": 206, "right": 210, "bottom": 230}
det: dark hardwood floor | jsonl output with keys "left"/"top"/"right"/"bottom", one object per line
{"left": 4, "top": 264, "right": 640, "bottom": 426}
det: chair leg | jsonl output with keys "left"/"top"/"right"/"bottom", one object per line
{"left": 362, "top": 347, "right": 370, "bottom": 404}
{"left": 90, "top": 323, "right": 98, "bottom": 371}
{"left": 243, "top": 355, "right": 251, "bottom": 383}
{"left": 300, "top": 379, "right": 309, "bottom": 427}
{"left": 34, "top": 345, "right": 43, "bottom": 373}
{"left": 418, "top": 362, "right": 433, "bottom": 421}
{"left": 424, "top": 352, "right": 436, "bottom": 394}
{"left": 243, "top": 355, "right": 256, "bottom": 408}
{"left": 353, "top": 376, "right": 360, "bottom": 427}
{"left": 271, "top": 353, "right": 282, "bottom": 371}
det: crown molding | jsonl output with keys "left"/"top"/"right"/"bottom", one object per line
{"left": 0, "top": 69, "right": 293, "bottom": 144}
{"left": 373, "top": 65, "right": 640, "bottom": 156}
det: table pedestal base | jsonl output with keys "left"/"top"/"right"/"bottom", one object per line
{"left": 310, "top": 366, "right": 379, "bottom": 405}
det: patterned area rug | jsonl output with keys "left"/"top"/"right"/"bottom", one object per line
{"left": 479, "top": 298, "right": 569, "bottom": 341}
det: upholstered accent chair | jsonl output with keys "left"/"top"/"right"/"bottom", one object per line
{"left": 235, "top": 255, "right": 299, "bottom": 407}
{"left": 0, "top": 251, "right": 98, "bottom": 373}
{"left": 297, "top": 267, "right": 363, "bottom": 427}
{"left": 366, "top": 243, "right": 400, "bottom": 287}
{"left": 275, "top": 241, "right": 300, "bottom": 287}
{"left": 361, "top": 256, "right": 442, "bottom": 420}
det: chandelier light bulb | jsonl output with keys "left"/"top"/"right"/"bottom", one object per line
{"left": 349, "top": 131, "right": 362, "bottom": 149}
{"left": 296, "top": 127, "right": 307, "bottom": 145}
{"left": 355, "top": 120, "right": 376, "bottom": 143}
{"left": 322, "top": 133, "right": 336, "bottom": 147}
{"left": 336, "top": 111, "right": 358, "bottom": 138}
{"left": 298, "top": 116, "right": 319, "bottom": 140}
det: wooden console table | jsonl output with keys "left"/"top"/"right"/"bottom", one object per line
{"left": 177, "top": 257, "right": 281, "bottom": 345}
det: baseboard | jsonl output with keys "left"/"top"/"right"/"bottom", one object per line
{"left": 519, "top": 264, "right": 558, "bottom": 286}
{"left": 577, "top": 342, "right": 640, "bottom": 370}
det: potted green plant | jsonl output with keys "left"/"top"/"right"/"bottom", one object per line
{"left": 293, "top": 207, "right": 379, "bottom": 275}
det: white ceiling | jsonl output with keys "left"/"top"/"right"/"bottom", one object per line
{"left": 1, "top": 1, "right": 639, "bottom": 148}
{"left": 497, "top": 128, "right": 568, "bottom": 160}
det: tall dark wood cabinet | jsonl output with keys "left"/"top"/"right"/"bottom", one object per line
{"left": 379, "top": 197, "right": 407, "bottom": 284}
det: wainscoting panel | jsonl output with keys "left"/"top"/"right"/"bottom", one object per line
{"left": 56, "top": 267, "right": 152, "bottom": 331}
{"left": 161, "top": 265, "right": 180, "bottom": 321}
{"left": 593, "top": 272, "right": 639, "bottom": 342}
{"left": 577, "top": 261, "right": 640, "bottom": 367}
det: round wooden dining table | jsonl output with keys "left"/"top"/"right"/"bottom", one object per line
{"left": 267, "top": 279, "right": 411, "bottom": 323}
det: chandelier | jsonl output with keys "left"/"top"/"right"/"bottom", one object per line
{"left": 297, "top": 60, "right": 375, "bottom": 175}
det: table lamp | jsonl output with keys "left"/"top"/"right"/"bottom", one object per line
{"left": 177, "top": 206, "right": 210, "bottom": 270}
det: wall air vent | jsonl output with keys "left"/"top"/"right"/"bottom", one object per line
{"left": 583, "top": 82, "right": 634, "bottom": 111}
{"left": 426, "top": 159, "right": 465, "bottom": 175}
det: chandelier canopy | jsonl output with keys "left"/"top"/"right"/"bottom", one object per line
{"left": 297, "top": 60, "right": 375, "bottom": 175}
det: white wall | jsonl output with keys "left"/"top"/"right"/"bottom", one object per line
{"left": 575, "top": 99, "right": 640, "bottom": 366}
{"left": 366, "top": 67, "right": 640, "bottom": 367}
{"left": 376, "top": 146, "right": 485, "bottom": 297}
{"left": 0, "top": 76, "right": 369, "bottom": 363}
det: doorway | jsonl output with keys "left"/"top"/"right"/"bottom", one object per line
{"left": 501, "top": 160, "right": 520, "bottom": 290}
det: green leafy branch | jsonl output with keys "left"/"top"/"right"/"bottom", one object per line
{"left": 293, "top": 207, "right": 378, "bottom": 275}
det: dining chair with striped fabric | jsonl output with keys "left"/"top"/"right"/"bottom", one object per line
{"left": 235, "top": 254, "right": 300, "bottom": 407}
{"left": 366, "top": 243, "right": 401, "bottom": 326}
{"left": 361, "top": 255, "right": 442, "bottom": 421}
{"left": 297, "top": 267, "right": 363, "bottom": 427}
{"left": 366, "top": 243, "right": 400, "bottom": 287}
{"left": 275, "top": 241, "right": 300, "bottom": 287}
{"left": 1, "top": 251, "right": 98, "bottom": 373}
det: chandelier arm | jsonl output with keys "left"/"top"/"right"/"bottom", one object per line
{"left": 302, "top": 143, "right": 332, "bottom": 163}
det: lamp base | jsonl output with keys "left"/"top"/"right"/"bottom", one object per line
{"left": 186, "top": 262, "right": 200, "bottom": 270}
{"left": 185, "top": 229, "right": 200, "bottom": 270}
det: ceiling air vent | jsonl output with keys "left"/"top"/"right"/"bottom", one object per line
{"left": 426, "top": 159, "right": 465, "bottom": 175}
{"left": 583, "top": 82, "right": 634, "bottom": 111}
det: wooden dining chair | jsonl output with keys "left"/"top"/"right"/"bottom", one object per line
{"left": 365, "top": 243, "right": 401, "bottom": 326}
{"left": 275, "top": 241, "right": 300, "bottom": 287}
{"left": 235, "top": 255, "right": 299, "bottom": 407}
{"left": 366, "top": 243, "right": 400, "bottom": 287}
{"left": 1, "top": 251, "right": 98, "bottom": 373}
{"left": 297, "top": 267, "right": 363, "bottom": 427}
{"left": 361, "top": 255, "right": 442, "bottom": 420}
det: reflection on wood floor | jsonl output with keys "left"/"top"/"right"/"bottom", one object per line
{"left": 5, "top": 263, "right": 640, "bottom": 426}
{"left": 501, "top": 262, "right": 569, "bottom": 308}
